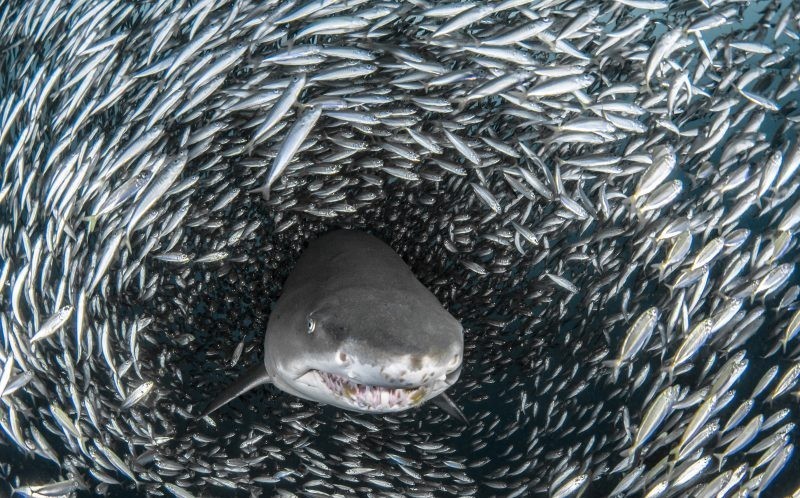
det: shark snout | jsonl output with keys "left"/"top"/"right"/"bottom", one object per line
{"left": 330, "top": 349, "right": 462, "bottom": 389}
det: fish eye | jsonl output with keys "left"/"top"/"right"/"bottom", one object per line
{"left": 307, "top": 318, "right": 316, "bottom": 334}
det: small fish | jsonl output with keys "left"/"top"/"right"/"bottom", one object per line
{"left": 629, "top": 385, "right": 680, "bottom": 454}
{"left": 87, "top": 229, "right": 125, "bottom": 294}
{"left": 667, "top": 318, "right": 715, "bottom": 379}
{"left": 432, "top": 4, "right": 495, "bottom": 38}
{"left": 715, "top": 415, "right": 763, "bottom": 467}
{"left": 767, "top": 363, "right": 800, "bottom": 402}
{"left": 254, "top": 105, "right": 322, "bottom": 200}
{"left": 605, "top": 307, "right": 659, "bottom": 382}
{"left": 247, "top": 74, "right": 307, "bottom": 152}
{"left": 782, "top": 309, "right": 800, "bottom": 352}
{"left": 31, "top": 306, "right": 74, "bottom": 344}
{"left": 121, "top": 380, "right": 155, "bottom": 410}
{"left": 470, "top": 183, "right": 501, "bottom": 214}
{"left": 444, "top": 130, "right": 481, "bottom": 166}
{"left": 125, "top": 151, "right": 188, "bottom": 249}
{"left": 84, "top": 170, "right": 153, "bottom": 232}
{"left": 528, "top": 74, "right": 594, "bottom": 97}
{"left": 691, "top": 237, "right": 724, "bottom": 270}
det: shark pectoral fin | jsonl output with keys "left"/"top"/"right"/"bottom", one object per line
{"left": 430, "top": 392, "right": 469, "bottom": 426}
{"left": 198, "top": 363, "right": 272, "bottom": 418}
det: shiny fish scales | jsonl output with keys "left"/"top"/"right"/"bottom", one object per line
{"left": 0, "top": 0, "right": 798, "bottom": 497}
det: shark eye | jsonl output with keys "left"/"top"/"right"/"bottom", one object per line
{"left": 307, "top": 318, "right": 316, "bottom": 334}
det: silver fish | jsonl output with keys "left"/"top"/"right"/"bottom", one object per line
{"left": 255, "top": 105, "right": 322, "bottom": 200}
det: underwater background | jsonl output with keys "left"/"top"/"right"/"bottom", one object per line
{"left": 1, "top": 0, "right": 799, "bottom": 496}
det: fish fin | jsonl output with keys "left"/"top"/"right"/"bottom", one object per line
{"left": 82, "top": 215, "right": 98, "bottom": 234}
{"left": 664, "top": 460, "right": 676, "bottom": 479}
{"left": 430, "top": 392, "right": 469, "bottom": 426}
{"left": 649, "top": 263, "right": 662, "bottom": 273}
{"left": 601, "top": 360, "right": 621, "bottom": 383}
{"left": 623, "top": 194, "right": 644, "bottom": 219}
{"left": 654, "top": 263, "right": 666, "bottom": 282}
{"left": 247, "top": 185, "right": 271, "bottom": 201}
{"left": 198, "top": 363, "right": 272, "bottom": 418}
{"left": 762, "top": 341, "right": 781, "bottom": 358}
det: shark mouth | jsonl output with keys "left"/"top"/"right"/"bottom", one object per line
{"left": 314, "top": 370, "right": 427, "bottom": 410}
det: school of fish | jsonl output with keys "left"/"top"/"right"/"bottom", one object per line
{"left": 0, "top": 0, "right": 799, "bottom": 496}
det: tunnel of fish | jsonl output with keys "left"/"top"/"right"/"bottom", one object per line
{"left": 1, "top": 0, "right": 799, "bottom": 496}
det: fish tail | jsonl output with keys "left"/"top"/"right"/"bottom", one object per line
{"left": 466, "top": 32, "right": 481, "bottom": 47}
{"left": 665, "top": 365, "right": 675, "bottom": 383}
{"left": 651, "top": 262, "right": 666, "bottom": 281}
{"left": 665, "top": 455, "right": 677, "bottom": 474}
{"left": 623, "top": 193, "right": 644, "bottom": 218}
{"left": 81, "top": 215, "right": 98, "bottom": 233}
{"left": 247, "top": 184, "right": 270, "bottom": 201}
{"left": 713, "top": 454, "right": 724, "bottom": 472}
{"left": 602, "top": 360, "right": 620, "bottom": 383}
{"left": 124, "top": 234, "right": 132, "bottom": 254}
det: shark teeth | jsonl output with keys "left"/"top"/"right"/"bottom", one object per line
{"left": 316, "top": 371, "right": 425, "bottom": 410}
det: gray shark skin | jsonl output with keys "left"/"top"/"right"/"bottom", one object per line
{"left": 201, "top": 230, "right": 466, "bottom": 423}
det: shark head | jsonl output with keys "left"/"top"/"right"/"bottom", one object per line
{"left": 201, "top": 230, "right": 467, "bottom": 422}
{"left": 266, "top": 285, "right": 463, "bottom": 413}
